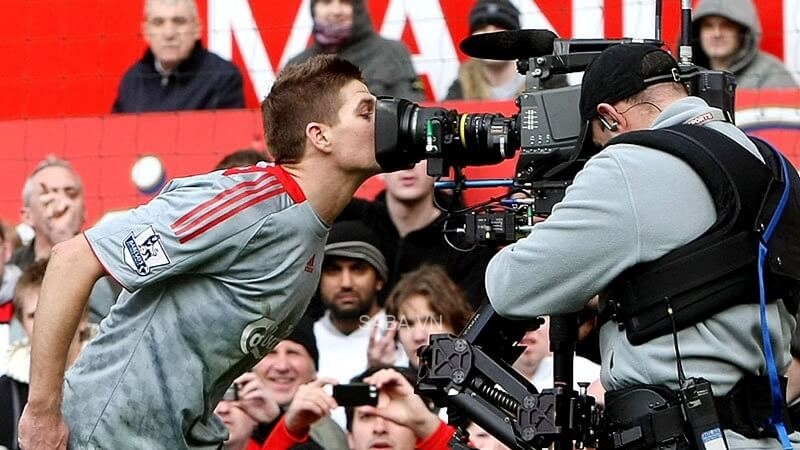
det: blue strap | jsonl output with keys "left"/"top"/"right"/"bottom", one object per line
{"left": 757, "top": 152, "right": 793, "bottom": 449}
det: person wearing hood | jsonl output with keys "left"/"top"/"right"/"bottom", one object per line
{"left": 287, "top": 0, "right": 425, "bottom": 101}
{"left": 691, "top": 0, "right": 797, "bottom": 89}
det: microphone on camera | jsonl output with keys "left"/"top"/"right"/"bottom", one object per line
{"left": 460, "top": 29, "right": 558, "bottom": 60}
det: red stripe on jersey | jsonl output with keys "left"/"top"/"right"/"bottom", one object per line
{"left": 272, "top": 165, "right": 306, "bottom": 203}
{"left": 218, "top": 165, "right": 305, "bottom": 203}
{"left": 172, "top": 178, "right": 281, "bottom": 237}
{"left": 178, "top": 187, "right": 286, "bottom": 244}
{"left": 172, "top": 172, "right": 275, "bottom": 230}
{"left": 172, "top": 173, "right": 274, "bottom": 230}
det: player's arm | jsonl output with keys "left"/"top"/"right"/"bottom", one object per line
{"left": 21, "top": 235, "right": 105, "bottom": 445}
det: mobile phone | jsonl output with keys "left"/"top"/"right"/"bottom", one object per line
{"left": 332, "top": 383, "right": 379, "bottom": 407}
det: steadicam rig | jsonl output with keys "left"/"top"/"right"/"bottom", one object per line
{"left": 416, "top": 305, "right": 600, "bottom": 450}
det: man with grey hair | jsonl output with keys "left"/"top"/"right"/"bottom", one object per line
{"left": 112, "top": 0, "right": 244, "bottom": 113}
{"left": 12, "top": 157, "right": 120, "bottom": 326}
{"left": 12, "top": 157, "right": 85, "bottom": 269}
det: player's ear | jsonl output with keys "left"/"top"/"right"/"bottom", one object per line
{"left": 306, "top": 122, "right": 333, "bottom": 154}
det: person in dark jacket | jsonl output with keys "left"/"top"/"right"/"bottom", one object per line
{"left": 286, "top": 0, "right": 424, "bottom": 101}
{"left": 112, "top": 0, "right": 245, "bottom": 113}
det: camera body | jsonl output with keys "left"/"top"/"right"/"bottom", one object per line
{"left": 374, "top": 35, "right": 736, "bottom": 245}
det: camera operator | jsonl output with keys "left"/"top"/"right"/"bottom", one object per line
{"left": 485, "top": 43, "right": 800, "bottom": 449}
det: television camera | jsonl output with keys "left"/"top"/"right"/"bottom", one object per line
{"left": 372, "top": 2, "right": 738, "bottom": 450}
{"left": 374, "top": 4, "right": 735, "bottom": 247}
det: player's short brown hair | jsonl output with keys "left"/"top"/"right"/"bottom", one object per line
{"left": 261, "top": 55, "right": 363, "bottom": 164}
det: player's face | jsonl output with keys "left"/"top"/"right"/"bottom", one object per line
{"left": 23, "top": 166, "right": 85, "bottom": 246}
{"left": 253, "top": 340, "right": 316, "bottom": 406}
{"left": 348, "top": 405, "right": 417, "bottom": 450}
{"left": 699, "top": 16, "right": 742, "bottom": 63}
{"left": 329, "top": 80, "right": 381, "bottom": 175}
{"left": 214, "top": 400, "right": 257, "bottom": 447}
{"left": 313, "top": 0, "right": 354, "bottom": 28}
{"left": 381, "top": 160, "right": 435, "bottom": 204}
{"left": 396, "top": 295, "right": 455, "bottom": 368}
{"left": 143, "top": 0, "right": 201, "bottom": 71}
{"left": 320, "top": 257, "right": 383, "bottom": 321}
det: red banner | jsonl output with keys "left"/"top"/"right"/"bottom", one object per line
{"left": 0, "top": 0, "right": 795, "bottom": 120}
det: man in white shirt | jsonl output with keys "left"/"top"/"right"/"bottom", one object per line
{"left": 314, "top": 220, "right": 407, "bottom": 428}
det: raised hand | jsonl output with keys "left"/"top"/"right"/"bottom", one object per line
{"left": 234, "top": 371, "right": 281, "bottom": 423}
{"left": 361, "top": 368, "right": 440, "bottom": 439}
{"left": 367, "top": 323, "right": 398, "bottom": 368}
{"left": 284, "top": 377, "right": 339, "bottom": 436}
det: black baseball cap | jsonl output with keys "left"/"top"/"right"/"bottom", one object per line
{"left": 576, "top": 44, "right": 681, "bottom": 156}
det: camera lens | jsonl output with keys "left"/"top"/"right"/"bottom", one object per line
{"left": 375, "top": 97, "right": 518, "bottom": 172}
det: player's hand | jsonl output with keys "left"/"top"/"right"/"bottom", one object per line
{"left": 17, "top": 403, "right": 69, "bottom": 450}
{"left": 284, "top": 377, "right": 339, "bottom": 436}
{"left": 367, "top": 324, "right": 398, "bottom": 367}
{"left": 234, "top": 371, "right": 281, "bottom": 423}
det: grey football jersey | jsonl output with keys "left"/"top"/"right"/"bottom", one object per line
{"left": 63, "top": 165, "right": 328, "bottom": 449}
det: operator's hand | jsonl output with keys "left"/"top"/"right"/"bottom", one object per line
{"left": 234, "top": 371, "right": 281, "bottom": 423}
{"left": 367, "top": 324, "right": 398, "bottom": 368}
{"left": 362, "top": 368, "right": 440, "bottom": 439}
{"left": 18, "top": 403, "right": 69, "bottom": 450}
{"left": 284, "top": 377, "right": 339, "bottom": 436}
{"left": 587, "top": 378, "right": 606, "bottom": 410}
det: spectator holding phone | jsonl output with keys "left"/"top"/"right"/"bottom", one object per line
{"left": 250, "top": 316, "right": 348, "bottom": 449}
{"left": 263, "top": 366, "right": 455, "bottom": 450}
{"left": 214, "top": 383, "right": 263, "bottom": 450}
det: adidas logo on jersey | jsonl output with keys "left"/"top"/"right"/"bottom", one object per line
{"left": 304, "top": 254, "right": 315, "bottom": 273}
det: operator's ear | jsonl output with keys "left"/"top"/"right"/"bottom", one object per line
{"left": 596, "top": 103, "right": 623, "bottom": 132}
{"left": 306, "top": 122, "right": 333, "bottom": 154}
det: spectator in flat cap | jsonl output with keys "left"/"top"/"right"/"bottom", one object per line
{"left": 312, "top": 220, "right": 408, "bottom": 428}
{"left": 249, "top": 315, "right": 349, "bottom": 448}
